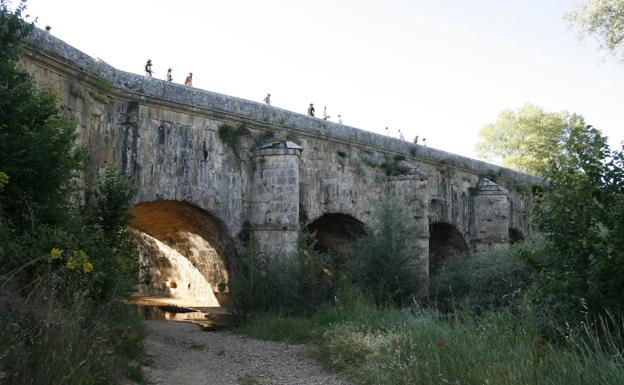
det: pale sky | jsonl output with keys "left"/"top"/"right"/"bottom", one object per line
{"left": 21, "top": 0, "right": 624, "bottom": 160}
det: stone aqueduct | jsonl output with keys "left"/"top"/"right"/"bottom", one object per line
{"left": 20, "top": 29, "right": 540, "bottom": 305}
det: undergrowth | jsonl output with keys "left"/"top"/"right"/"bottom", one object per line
{"left": 240, "top": 285, "right": 624, "bottom": 385}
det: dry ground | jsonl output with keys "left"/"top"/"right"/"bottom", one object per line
{"left": 142, "top": 320, "right": 352, "bottom": 385}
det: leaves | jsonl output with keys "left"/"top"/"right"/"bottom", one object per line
{"left": 475, "top": 103, "right": 570, "bottom": 176}
{"left": 565, "top": 0, "right": 624, "bottom": 63}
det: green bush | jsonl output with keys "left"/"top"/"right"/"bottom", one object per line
{"left": 431, "top": 238, "right": 537, "bottom": 312}
{"left": 0, "top": 3, "right": 145, "bottom": 383}
{"left": 526, "top": 119, "right": 624, "bottom": 326}
{"left": 231, "top": 232, "right": 335, "bottom": 316}
{"left": 346, "top": 198, "right": 422, "bottom": 306}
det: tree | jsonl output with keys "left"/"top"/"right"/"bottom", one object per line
{"left": 346, "top": 198, "right": 421, "bottom": 306}
{"left": 566, "top": 0, "right": 624, "bottom": 63}
{"left": 475, "top": 103, "right": 584, "bottom": 176}
{"left": 520, "top": 121, "right": 624, "bottom": 326}
{"left": 0, "top": 0, "right": 81, "bottom": 231}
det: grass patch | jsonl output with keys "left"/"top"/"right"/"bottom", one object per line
{"left": 238, "top": 374, "right": 262, "bottom": 385}
{"left": 95, "top": 78, "right": 113, "bottom": 94}
{"left": 239, "top": 287, "right": 624, "bottom": 385}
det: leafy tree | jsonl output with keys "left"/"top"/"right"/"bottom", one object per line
{"left": 520, "top": 120, "right": 624, "bottom": 326}
{"left": 475, "top": 103, "right": 584, "bottom": 176}
{"left": 566, "top": 0, "right": 624, "bottom": 63}
{"left": 346, "top": 198, "right": 421, "bottom": 306}
{"left": 0, "top": 0, "right": 81, "bottom": 231}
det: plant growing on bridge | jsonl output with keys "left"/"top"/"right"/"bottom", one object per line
{"left": 218, "top": 123, "right": 250, "bottom": 162}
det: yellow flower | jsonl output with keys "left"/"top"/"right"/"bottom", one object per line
{"left": 77, "top": 250, "right": 87, "bottom": 260}
{"left": 83, "top": 261, "right": 93, "bottom": 273}
{"left": 67, "top": 258, "right": 78, "bottom": 270}
{"left": 50, "top": 247, "right": 63, "bottom": 260}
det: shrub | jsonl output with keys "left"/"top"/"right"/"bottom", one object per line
{"left": 345, "top": 198, "right": 422, "bottom": 306}
{"left": 526, "top": 119, "right": 624, "bottom": 326}
{"left": 231, "top": 232, "right": 335, "bottom": 316}
{"left": 0, "top": 3, "right": 144, "bottom": 383}
{"left": 431, "top": 237, "right": 538, "bottom": 312}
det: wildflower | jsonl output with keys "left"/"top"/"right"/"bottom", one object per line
{"left": 83, "top": 261, "right": 93, "bottom": 273}
{"left": 50, "top": 247, "right": 63, "bottom": 260}
{"left": 67, "top": 258, "right": 78, "bottom": 270}
{"left": 437, "top": 339, "right": 446, "bottom": 348}
{"left": 77, "top": 250, "right": 87, "bottom": 260}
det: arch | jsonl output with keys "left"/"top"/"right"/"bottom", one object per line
{"left": 304, "top": 213, "right": 366, "bottom": 255}
{"left": 429, "top": 222, "right": 469, "bottom": 276}
{"left": 509, "top": 228, "right": 524, "bottom": 245}
{"left": 128, "top": 200, "right": 237, "bottom": 307}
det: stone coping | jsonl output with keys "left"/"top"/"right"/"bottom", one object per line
{"left": 23, "top": 27, "right": 542, "bottom": 186}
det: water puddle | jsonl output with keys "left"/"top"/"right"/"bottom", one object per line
{"left": 133, "top": 303, "right": 233, "bottom": 331}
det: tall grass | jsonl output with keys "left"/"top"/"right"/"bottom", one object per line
{"left": 239, "top": 285, "right": 624, "bottom": 385}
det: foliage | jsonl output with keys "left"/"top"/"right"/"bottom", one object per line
{"left": 431, "top": 238, "right": 537, "bottom": 313}
{"left": 94, "top": 78, "right": 113, "bottom": 94}
{"left": 217, "top": 123, "right": 249, "bottom": 161}
{"left": 89, "top": 166, "right": 137, "bottom": 235}
{"left": 230, "top": 232, "right": 335, "bottom": 317}
{"left": 475, "top": 103, "right": 580, "bottom": 175}
{"left": 0, "top": 1, "right": 81, "bottom": 231}
{"left": 345, "top": 198, "right": 421, "bottom": 306}
{"left": 240, "top": 293, "right": 624, "bottom": 385}
{"left": 521, "top": 121, "right": 624, "bottom": 327}
{"left": 566, "top": 0, "right": 624, "bottom": 63}
{"left": 0, "top": 2, "right": 144, "bottom": 383}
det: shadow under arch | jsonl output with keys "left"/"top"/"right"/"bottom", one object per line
{"left": 429, "top": 222, "right": 469, "bottom": 277}
{"left": 304, "top": 213, "right": 366, "bottom": 255}
{"left": 128, "top": 200, "right": 237, "bottom": 307}
{"left": 509, "top": 227, "right": 524, "bottom": 245}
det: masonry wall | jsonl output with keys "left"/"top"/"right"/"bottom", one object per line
{"left": 20, "top": 28, "right": 541, "bottom": 279}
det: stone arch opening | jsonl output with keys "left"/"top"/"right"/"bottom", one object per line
{"left": 304, "top": 213, "right": 366, "bottom": 255}
{"left": 509, "top": 228, "right": 524, "bottom": 245}
{"left": 128, "top": 200, "right": 237, "bottom": 307}
{"left": 429, "top": 222, "right": 469, "bottom": 276}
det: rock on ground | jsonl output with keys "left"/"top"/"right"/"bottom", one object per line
{"left": 143, "top": 320, "right": 352, "bottom": 385}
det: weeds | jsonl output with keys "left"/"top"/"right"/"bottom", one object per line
{"left": 240, "top": 287, "right": 624, "bottom": 385}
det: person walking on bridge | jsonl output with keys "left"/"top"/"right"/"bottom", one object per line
{"left": 185, "top": 72, "right": 193, "bottom": 87}
{"left": 145, "top": 59, "right": 153, "bottom": 77}
{"left": 166, "top": 68, "right": 173, "bottom": 82}
{"left": 308, "top": 103, "right": 315, "bottom": 117}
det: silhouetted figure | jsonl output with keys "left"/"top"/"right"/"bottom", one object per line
{"left": 45, "top": 25, "right": 51, "bottom": 33}
{"left": 413, "top": 135, "right": 419, "bottom": 144}
{"left": 166, "top": 68, "right": 173, "bottom": 82}
{"left": 338, "top": 114, "right": 343, "bottom": 124}
{"left": 308, "top": 103, "right": 315, "bottom": 117}
{"left": 145, "top": 60, "right": 153, "bottom": 77}
{"left": 385, "top": 126, "right": 389, "bottom": 136}
{"left": 185, "top": 72, "right": 193, "bottom": 87}
{"left": 264, "top": 93, "right": 271, "bottom": 105}
{"left": 323, "top": 106, "right": 330, "bottom": 120}
{"left": 422, "top": 138, "right": 427, "bottom": 147}
{"left": 398, "top": 129, "right": 405, "bottom": 141}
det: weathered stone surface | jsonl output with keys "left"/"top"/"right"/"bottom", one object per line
{"left": 19, "top": 28, "right": 541, "bottom": 300}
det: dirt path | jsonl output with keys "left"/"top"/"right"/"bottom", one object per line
{"left": 143, "top": 320, "right": 352, "bottom": 385}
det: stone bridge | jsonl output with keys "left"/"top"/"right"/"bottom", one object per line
{"left": 20, "top": 29, "right": 540, "bottom": 306}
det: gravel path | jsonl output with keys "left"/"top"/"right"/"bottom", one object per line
{"left": 143, "top": 320, "right": 352, "bottom": 385}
